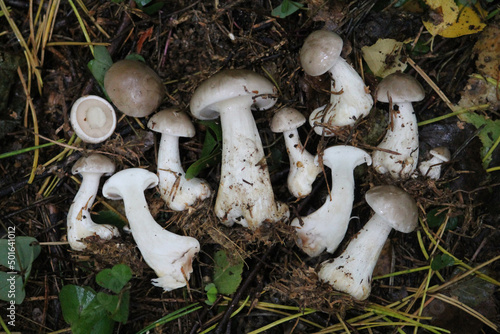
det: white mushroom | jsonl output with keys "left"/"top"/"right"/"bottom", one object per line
{"left": 270, "top": 107, "right": 321, "bottom": 198}
{"left": 148, "top": 108, "right": 211, "bottom": 211}
{"left": 102, "top": 168, "right": 200, "bottom": 291}
{"left": 70, "top": 95, "right": 117, "bottom": 143}
{"left": 291, "top": 146, "right": 371, "bottom": 257}
{"left": 318, "top": 185, "right": 418, "bottom": 300}
{"left": 300, "top": 30, "right": 373, "bottom": 135}
{"left": 419, "top": 147, "right": 451, "bottom": 180}
{"left": 67, "top": 154, "right": 120, "bottom": 251}
{"left": 372, "top": 72, "right": 425, "bottom": 179}
{"left": 190, "top": 69, "right": 289, "bottom": 230}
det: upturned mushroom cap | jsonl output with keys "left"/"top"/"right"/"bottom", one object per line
{"left": 190, "top": 69, "right": 277, "bottom": 120}
{"left": 430, "top": 147, "right": 451, "bottom": 162}
{"left": 365, "top": 185, "right": 418, "bottom": 233}
{"left": 147, "top": 108, "right": 196, "bottom": 138}
{"left": 376, "top": 72, "right": 425, "bottom": 103}
{"left": 103, "top": 168, "right": 158, "bottom": 200}
{"left": 104, "top": 59, "right": 166, "bottom": 118}
{"left": 72, "top": 154, "right": 115, "bottom": 176}
{"left": 270, "top": 107, "right": 306, "bottom": 133}
{"left": 300, "top": 30, "right": 343, "bottom": 76}
{"left": 70, "top": 95, "right": 117, "bottom": 143}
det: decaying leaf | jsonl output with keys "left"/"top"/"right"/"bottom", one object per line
{"left": 422, "top": 0, "right": 487, "bottom": 38}
{"left": 361, "top": 38, "right": 407, "bottom": 78}
{"left": 473, "top": 23, "right": 500, "bottom": 79}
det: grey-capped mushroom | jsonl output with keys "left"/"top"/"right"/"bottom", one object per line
{"left": 270, "top": 107, "right": 321, "bottom": 198}
{"left": 318, "top": 185, "right": 418, "bottom": 300}
{"left": 70, "top": 95, "right": 117, "bottom": 143}
{"left": 148, "top": 108, "right": 211, "bottom": 211}
{"left": 67, "top": 154, "right": 120, "bottom": 251}
{"left": 419, "top": 147, "right": 451, "bottom": 180}
{"left": 300, "top": 30, "right": 373, "bottom": 135}
{"left": 104, "top": 59, "right": 166, "bottom": 118}
{"left": 372, "top": 72, "right": 425, "bottom": 179}
{"left": 190, "top": 69, "right": 289, "bottom": 229}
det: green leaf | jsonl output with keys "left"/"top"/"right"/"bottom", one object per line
{"left": 458, "top": 112, "right": 500, "bottom": 168}
{"left": 205, "top": 283, "right": 218, "bottom": 305}
{"left": 272, "top": 0, "right": 304, "bottom": 18}
{"left": 125, "top": 53, "right": 146, "bottom": 62}
{"left": 87, "top": 46, "right": 113, "bottom": 94}
{"left": 213, "top": 250, "right": 243, "bottom": 295}
{"left": 96, "top": 264, "right": 132, "bottom": 293}
{"left": 431, "top": 254, "right": 455, "bottom": 271}
{"left": 185, "top": 120, "right": 222, "bottom": 179}
{"left": 141, "top": 2, "right": 165, "bottom": 15}
{"left": 0, "top": 236, "right": 41, "bottom": 272}
{"left": 0, "top": 272, "right": 26, "bottom": 304}
{"left": 135, "top": 0, "right": 153, "bottom": 6}
{"left": 97, "top": 291, "right": 129, "bottom": 323}
{"left": 426, "top": 208, "right": 458, "bottom": 230}
{"left": 91, "top": 210, "right": 127, "bottom": 229}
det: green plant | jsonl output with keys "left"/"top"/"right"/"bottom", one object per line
{"left": 0, "top": 236, "right": 41, "bottom": 304}
{"left": 271, "top": 0, "right": 304, "bottom": 18}
{"left": 59, "top": 264, "right": 132, "bottom": 334}
{"left": 185, "top": 120, "right": 222, "bottom": 179}
{"left": 213, "top": 249, "right": 243, "bottom": 295}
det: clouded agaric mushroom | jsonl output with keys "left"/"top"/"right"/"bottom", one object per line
{"left": 67, "top": 154, "right": 119, "bottom": 251}
{"left": 103, "top": 168, "right": 200, "bottom": 291}
{"left": 270, "top": 107, "right": 321, "bottom": 198}
{"left": 104, "top": 59, "right": 166, "bottom": 118}
{"left": 318, "top": 185, "right": 418, "bottom": 300}
{"left": 300, "top": 30, "right": 373, "bottom": 135}
{"left": 419, "top": 147, "right": 451, "bottom": 180}
{"left": 70, "top": 95, "right": 117, "bottom": 143}
{"left": 372, "top": 72, "right": 425, "bottom": 179}
{"left": 190, "top": 69, "right": 289, "bottom": 229}
{"left": 148, "top": 108, "right": 211, "bottom": 211}
{"left": 291, "top": 146, "right": 371, "bottom": 257}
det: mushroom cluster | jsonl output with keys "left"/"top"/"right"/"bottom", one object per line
{"left": 64, "top": 28, "right": 430, "bottom": 298}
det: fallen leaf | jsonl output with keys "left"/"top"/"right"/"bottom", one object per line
{"left": 361, "top": 38, "right": 407, "bottom": 78}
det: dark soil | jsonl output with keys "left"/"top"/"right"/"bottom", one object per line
{"left": 0, "top": 0, "right": 499, "bottom": 333}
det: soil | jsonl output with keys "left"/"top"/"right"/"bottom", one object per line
{"left": 0, "top": 0, "right": 499, "bottom": 333}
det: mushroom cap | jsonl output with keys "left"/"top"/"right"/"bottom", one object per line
{"left": 320, "top": 145, "right": 372, "bottom": 170}
{"left": 190, "top": 69, "right": 277, "bottom": 120}
{"left": 300, "top": 30, "right": 343, "bottom": 76}
{"left": 365, "top": 185, "right": 418, "bottom": 233}
{"left": 70, "top": 95, "right": 117, "bottom": 143}
{"left": 147, "top": 108, "right": 195, "bottom": 138}
{"left": 430, "top": 146, "right": 451, "bottom": 162}
{"left": 104, "top": 60, "right": 165, "bottom": 118}
{"left": 72, "top": 153, "right": 115, "bottom": 176}
{"left": 270, "top": 107, "right": 306, "bottom": 133}
{"left": 102, "top": 168, "right": 158, "bottom": 200}
{"left": 376, "top": 72, "right": 425, "bottom": 103}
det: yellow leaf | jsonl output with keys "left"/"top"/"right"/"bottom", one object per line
{"left": 361, "top": 39, "right": 407, "bottom": 78}
{"left": 423, "top": 0, "right": 487, "bottom": 38}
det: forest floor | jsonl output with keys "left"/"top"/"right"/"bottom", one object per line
{"left": 0, "top": 0, "right": 499, "bottom": 333}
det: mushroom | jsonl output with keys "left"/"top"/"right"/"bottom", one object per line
{"left": 102, "top": 168, "right": 200, "bottom": 291}
{"left": 190, "top": 69, "right": 289, "bottom": 229}
{"left": 270, "top": 107, "right": 321, "bottom": 198}
{"left": 104, "top": 59, "right": 166, "bottom": 118}
{"left": 300, "top": 30, "right": 373, "bottom": 135}
{"left": 291, "top": 146, "right": 372, "bottom": 257}
{"left": 70, "top": 95, "right": 117, "bottom": 143}
{"left": 419, "top": 147, "right": 451, "bottom": 180}
{"left": 147, "top": 108, "right": 211, "bottom": 211}
{"left": 318, "top": 185, "right": 418, "bottom": 300}
{"left": 372, "top": 72, "right": 425, "bottom": 179}
{"left": 67, "top": 154, "right": 120, "bottom": 251}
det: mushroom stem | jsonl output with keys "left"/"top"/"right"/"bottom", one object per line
{"left": 103, "top": 169, "right": 200, "bottom": 291}
{"left": 215, "top": 96, "right": 288, "bottom": 229}
{"left": 67, "top": 173, "right": 119, "bottom": 251}
{"left": 372, "top": 102, "right": 418, "bottom": 179}
{"left": 310, "top": 59, "right": 373, "bottom": 132}
{"left": 157, "top": 133, "right": 210, "bottom": 211}
{"left": 318, "top": 213, "right": 391, "bottom": 300}
{"left": 282, "top": 128, "right": 321, "bottom": 198}
{"left": 291, "top": 146, "right": 371, "bottom": 257}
